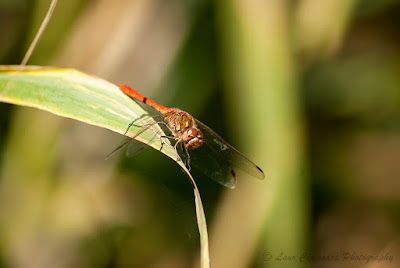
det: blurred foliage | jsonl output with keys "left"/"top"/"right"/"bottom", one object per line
{"left": 1, "top": 0, "right": 400, "bottom": 268}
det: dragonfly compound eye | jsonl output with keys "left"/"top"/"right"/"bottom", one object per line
{"left": 185, "top": 128, "right": 204, "bottom": 149}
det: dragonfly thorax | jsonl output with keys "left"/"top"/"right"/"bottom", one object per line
{"left": 164, "top": 109, "right": 194, "bottom": 133}
{"left": 163, "top": 109, "right": 203, "bottom": 149}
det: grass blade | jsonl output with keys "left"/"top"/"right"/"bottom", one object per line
{"left": 0, "top": 65, "right": 210, "bottom": 267}
{"left": 0, "top": 65, "right": 176, "bottom": 157}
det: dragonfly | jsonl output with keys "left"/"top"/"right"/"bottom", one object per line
{"left": 111, "top": 84, "right": 264, "bottom": 189}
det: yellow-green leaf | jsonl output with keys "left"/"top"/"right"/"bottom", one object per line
{"left": 0, "top": 65, "right": 210, "bottom": 268}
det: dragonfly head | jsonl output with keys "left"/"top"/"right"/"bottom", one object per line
{"left": 183, "top": 127, "right": 204, "bottom": 149}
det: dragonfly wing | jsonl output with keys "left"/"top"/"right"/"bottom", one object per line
{"left": 109, "top": 114, "right": 168, "bottom": 158}
{"left": 188, "top": 142, "right": 237, "bottom": 188}
{"left": 194, "top": 119, "right": 265, "bottom": 180}
{"left": 126, "top": 138, "right": 149, "bottom": 156}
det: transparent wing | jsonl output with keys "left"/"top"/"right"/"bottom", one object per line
{"left": 190, "top": 119, "right": 264, "bottom": 188}
{"left": 188, "top": 141, "right": 237, "bottom": 188}
{"left": 107, "top": 114, "right": 168, "bottom": 158}
{"left": 125, "top": 137, "right": 150, "bottom": 156}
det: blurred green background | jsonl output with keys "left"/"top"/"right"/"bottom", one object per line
{"left": 1, "top": 0, "right": 400, "bottom": 267}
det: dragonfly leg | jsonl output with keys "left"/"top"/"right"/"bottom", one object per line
{"left": 108, "top": 122, "right": 141, "bottom": 158}
{"left": 179, "top": 142, "right": 187, "bottom": 166}
{"left": 180, "top": 142, "right": 191, "bottom": 171}
{"left": 159, "top": 135, "right": 177, "bottom": 152}
{"left": 172, "top": 140, "right": 188, "bottom": 167}
{"left": 128, "top": 116, "right": 169, "bottom": 130}
{"left": 108, "top": 118, "right": 168, "bottom": 158}
{"left": 123, "top": 121, "right": 135, "bottom": 136}
{"left": 118, "top": 118, "right": 161, "bottom": 149}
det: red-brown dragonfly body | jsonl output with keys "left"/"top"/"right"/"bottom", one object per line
{"left": 117, "top": 84, "right": 264, "bottom": 188}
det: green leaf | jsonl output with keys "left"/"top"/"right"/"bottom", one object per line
{"left": 0, "top": 65, "right": 177, "bottom": 157}
{"left": 0, "top": 65, "right": 210, "bottom": 268}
